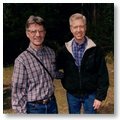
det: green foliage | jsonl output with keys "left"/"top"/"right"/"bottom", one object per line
{"left": 3, "top": 3, "right": 114, "bottom": 65}
{"left": 87, "top": 3, "right": 114, "bottom": 54}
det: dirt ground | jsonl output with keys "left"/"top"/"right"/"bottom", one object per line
{"left": 3, "top": 63, "right": 114, "bottom": 114}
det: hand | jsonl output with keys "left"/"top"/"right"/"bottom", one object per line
{"left": 55, "top": 71, "right": 64, "bottom": 79}
{"left": 93, "top": 99, "right": 102, "bottom": 110}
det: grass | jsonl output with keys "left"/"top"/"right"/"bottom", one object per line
{"left": 3, "top": 61, "right": 114, "bottom": 114}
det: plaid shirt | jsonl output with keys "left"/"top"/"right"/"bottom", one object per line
{"left": 72, "top": 38, "right": 87, "bottom": 68}
{"left": 12, "top": 45, "right": 56, "bottom": 113}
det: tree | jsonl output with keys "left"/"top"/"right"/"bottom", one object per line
{"left": 3, "top": 3, "right": 114, "bottom": 66}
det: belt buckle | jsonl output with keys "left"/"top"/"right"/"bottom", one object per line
{"left": 43, "top": 99, "right": 48, "bottom": 104}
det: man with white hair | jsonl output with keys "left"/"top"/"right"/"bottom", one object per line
{"left": 56, "top": 13, "right": 109, "bottom": 114}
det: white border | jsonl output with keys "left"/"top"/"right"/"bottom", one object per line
{"left": 2, "top": 0, "right": 118, "bottom": 3}
{"left": 1, "top": 0, "right": 119, "bottom": 120}
{"left": 0, "top": 0, "right": 3, "bottom": 115}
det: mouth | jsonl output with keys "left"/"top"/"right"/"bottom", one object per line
{"left": 77, "top": 34, "right": 82, "bottom": 37}
{"left": 34, "top": 39, "right": 40, "bottom": 42}
{"left": 76, "top": 32, "right": 84, "bottom": 37}
{"left": 34, "top": 37, "right": 42, "bottom": 41}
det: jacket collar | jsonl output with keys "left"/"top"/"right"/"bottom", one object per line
{"left": 65, "top": 36, "right": 96, "bottom": 55}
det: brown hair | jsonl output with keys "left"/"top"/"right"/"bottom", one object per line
{"left": 25, "top": 15, "right": 45, "bottom": 30}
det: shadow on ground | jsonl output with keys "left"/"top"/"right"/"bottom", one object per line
{"left": 97, "top": 103, "right": 114, "bottom": 114}
{"left": 3, "top": 84, "right": 11, "bottom": 110}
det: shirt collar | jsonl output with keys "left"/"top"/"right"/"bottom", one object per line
{"left": 72, "top": 37, "right": 87, "bottom": 49}
{"left": 28, "top": 45, "right": 46, "bottom": 56}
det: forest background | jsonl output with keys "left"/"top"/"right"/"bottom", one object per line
{"left": 3, "top": 3, "right": 114, "bottom": 65}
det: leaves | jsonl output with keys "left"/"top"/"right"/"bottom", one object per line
{"left": 3, "top": 3, "right": 114, "bottom": 65}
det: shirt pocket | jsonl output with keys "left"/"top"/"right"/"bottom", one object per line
{"left": 26, "top": 63, "right": 43, "bottom": 81}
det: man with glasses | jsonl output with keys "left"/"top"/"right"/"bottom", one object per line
{"left": 12, "top": 15, "right": 58, "bottom": 114}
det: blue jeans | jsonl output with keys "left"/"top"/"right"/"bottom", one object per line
{"left": 67, "top": 92, "right": 96, "bottom": 114}
{"left": 26, "top": 96, "right": 58, "bottom": 114}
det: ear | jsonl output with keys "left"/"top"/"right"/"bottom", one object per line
{"left": 26, "top": 31, "right": 29, "bottom": 38}
{"left": 44, "top": 30, "right": 46, "bottom": 35}
{"left": 70, "top": 26, "right": 73, "bottom": 33}
{"left": 85, "top": 25, "right": 87, "bottom": 32}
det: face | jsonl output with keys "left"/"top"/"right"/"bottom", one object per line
{"left": 70, "top": 19, "right": 86, "bottom": 42}
{"left": 26, "top": 23, "right": 46, "bottom": 49}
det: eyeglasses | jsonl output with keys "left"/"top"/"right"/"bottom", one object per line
{"left": 27, "top": 29, "right": 45, "bottom": 35}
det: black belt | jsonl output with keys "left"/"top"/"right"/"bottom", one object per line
{"left": 30, "top": 94, "right": 54, "bottom": 104}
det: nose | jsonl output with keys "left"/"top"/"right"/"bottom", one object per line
{"left": 36, "top": 31, "right": 40, "bottom": 36}
{"left": 77, "top": 26, "right": 81, "bottom": 32}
